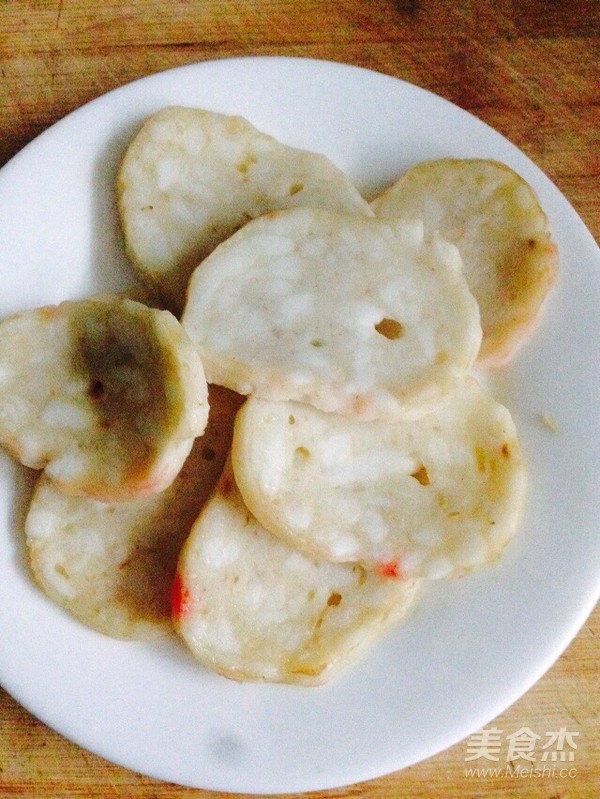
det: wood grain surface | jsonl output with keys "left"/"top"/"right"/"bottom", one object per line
{"left": 0, "top": 1, "right": 598, "bottom": 797}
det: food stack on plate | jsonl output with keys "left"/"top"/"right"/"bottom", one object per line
{"left": 0, "top": 107, "right": 556, "bottom": 684}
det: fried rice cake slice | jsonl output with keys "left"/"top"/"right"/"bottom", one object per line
{"left": 0, "top": 296, "right": 208, "bottom": 501}
{"left": 25, "top": 386, "right": 243, "bottom": 639}
{"left": 231, "top": 378, "right": 526, "bottom": 580}
{"left": 118, "top": 106, "right": 373, "bottom": 314}
{"left": 172, "top": 461, "right": 419, "bottom": 685}
{"left": 182, "top": 208, "right": 482, "bottom": 422}
{"left": 370, "top": 158, "right": 557, "bottom": 366}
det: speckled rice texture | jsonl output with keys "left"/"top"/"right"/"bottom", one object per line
{"left": 231, "top": 377, "right": 526, "bottom": 579}
{"left": 371, "top": 158, "right": 557, "bottom": 366}
{"left": 174, "top": 462, "right": 419, "bottom": 685}
{"left": 118, "top": 106, "right": 373, "bottom": 314}
{"left": 182, "top": 207, "right": 482, "bottom": 421}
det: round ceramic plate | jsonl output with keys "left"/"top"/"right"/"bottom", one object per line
{"left": 0, "top": 57, "right": 598, "bottom": 794}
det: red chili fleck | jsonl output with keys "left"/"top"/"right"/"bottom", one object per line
{"left": 377, "top": 559, "right": 403, "bottom": 579}
{"left": 170, "top": 572, "right": 190, "bottom": 617}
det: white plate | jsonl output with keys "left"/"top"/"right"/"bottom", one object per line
{"left": 0, "top": 57, "right": 599, "bottom": 794}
